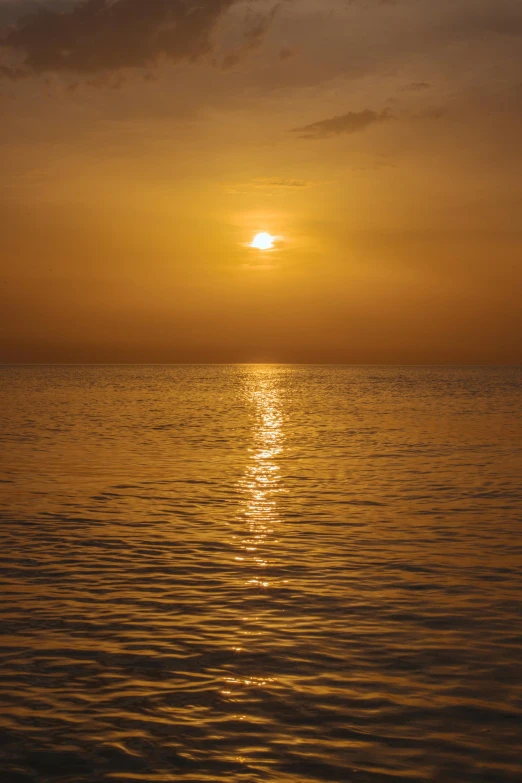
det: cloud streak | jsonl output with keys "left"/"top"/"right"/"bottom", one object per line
{"left": 290, "top": 109, "right": 392, "bottom": 140}
{"left": 0, "top": 0, "right": 268, "bottom": 77}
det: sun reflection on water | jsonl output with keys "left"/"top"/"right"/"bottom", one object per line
{"left": 222, "top": 367, "right": 286, "bottom": 701}
{"left": 238, "top": 366, "right": 285, "bottom": 588}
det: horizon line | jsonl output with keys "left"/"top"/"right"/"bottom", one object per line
{"left": 1, "top": 363, "right": 521, "bottom": 368}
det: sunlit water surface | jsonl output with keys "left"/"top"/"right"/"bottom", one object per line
{"left": 1, "top": 365, "right": 521, "bottom": 783}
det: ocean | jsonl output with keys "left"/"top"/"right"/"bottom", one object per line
{"left": 1, "top": 365, "right": 521, "bottom": 782}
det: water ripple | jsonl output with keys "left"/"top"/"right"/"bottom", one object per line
{"left": 0, "top": 365, "right": 521, "bottom": 782}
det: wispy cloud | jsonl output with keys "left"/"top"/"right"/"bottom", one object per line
{"left": 290, "top": 109, "right": 392, "bottom": 140}
{"left": 254, "top": 177, "right": 309, "bottom": 188}
{"left": 399, "top": 82, "right": 430, "bottom": 92}
{"left": 223, "top": 176, "right": 310, "bottom": 194}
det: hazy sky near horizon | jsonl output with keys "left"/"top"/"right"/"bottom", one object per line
{"left": 1, "top": 0, "right": 521, "bottom": 363}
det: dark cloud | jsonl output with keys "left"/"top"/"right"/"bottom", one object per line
{"left": 221, "top": 3, "right": 279, "bottom": 69}
{"left": 291, "top": 109, "right": 392, "bottom": 140}
{"left": 0, "top": 0, "right": 268, "bottom": 77}
{"left": 0, "top": 1, "right": 41, "bottom": 25}
{"left": 450, "top": 3, "right": 522, "bottom": 38}
{"left": 0, "top": 63, "right": 24, "bottom": 78}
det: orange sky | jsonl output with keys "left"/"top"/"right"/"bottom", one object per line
{"left": 1, "top": 0, "right": 521, "bottom": 363}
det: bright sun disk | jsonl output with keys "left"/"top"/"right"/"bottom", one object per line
{"left": 251, "top": 232, "right": 274, "bottom": 251}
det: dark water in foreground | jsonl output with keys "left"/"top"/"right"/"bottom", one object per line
{"left": 1, "top": 365, "right": 522, "bottom": 783}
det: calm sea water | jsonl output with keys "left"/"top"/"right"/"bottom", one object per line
{"left": 1, "top": 365, "right": 522, "bottom": 783}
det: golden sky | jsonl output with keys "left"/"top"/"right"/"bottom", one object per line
{"left": 1, "top": 0, "right": 521, "bottom": 363}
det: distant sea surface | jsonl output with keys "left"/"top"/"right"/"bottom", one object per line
{"left": 1, "top": 365, "right": 522, "bottom": 783}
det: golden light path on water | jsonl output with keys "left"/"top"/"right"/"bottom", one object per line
{"left": 222, "top": 368, "right": 286, "bottom": 712}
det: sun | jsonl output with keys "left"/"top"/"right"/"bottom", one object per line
{"left": 250, "top": 232, "right": 274, "bottom": 251}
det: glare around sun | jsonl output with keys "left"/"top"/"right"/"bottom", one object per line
{"left": 251, "top": 232, "right": 274, "bottom": 251}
